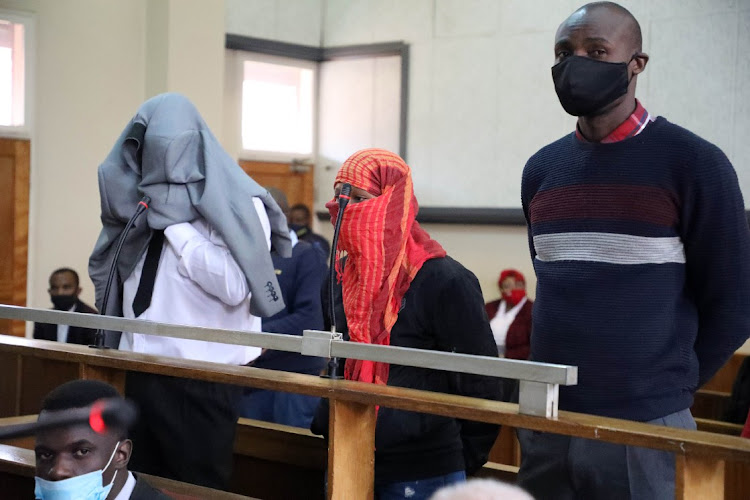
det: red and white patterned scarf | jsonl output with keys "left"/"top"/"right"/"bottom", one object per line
{"left": 326, "top": 149, "right": 446, "bottom": 385}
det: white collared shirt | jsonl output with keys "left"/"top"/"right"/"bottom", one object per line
{"left": 113, "top": 471, "right": 136, "bottom": 500}
{"left": 489, "top": 297, "right": 528, "bottom": 356}
{"left": 119, "top": 198, "right": 270, "bottom": 365}
{"left": 56, "top": 304, "right": 76, "bottom": 343}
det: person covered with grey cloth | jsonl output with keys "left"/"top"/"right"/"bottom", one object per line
{"left": 88, "top": 93, "right": 291, "bottom": 489}
{"left": 89, "top": 92, "right": 291, "bottom": 340}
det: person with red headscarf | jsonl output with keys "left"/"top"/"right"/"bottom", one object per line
{"left": 484, "top": 269, "right": 533, "bottom": 360}
{"left": 310, "top": 149, "right": 501, "bottom": 500}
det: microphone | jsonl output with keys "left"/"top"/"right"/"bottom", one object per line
{"left": 91, "top": 196, "right": 151, "bottom": 349}
{"left": 322, "top": 183, "right": 351, "bottom": 379}
{"left": 0, "top": 398, "right": 139, "bottom": 440}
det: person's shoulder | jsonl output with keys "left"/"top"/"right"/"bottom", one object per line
{"left": 649, "top": 117, "right": 728, "bottom": 158}
{"left": 130, "top": 474, "right": 172, "bottom": 500}
{"left": 527, "top": 133, "right": 575, "bottom": 166}
{"left": 292, "top": 239, "right": 327, "bottom": 266}
{"left": 292, "top": 239, "right": 316, "bottom": 255}
{"left": 485, "top": 298, "right": 502, "bottom": 309}
{"left": 416, "top": 256, "right": 478, "bottom": 287}
{"left": 649, "top": 117, "right": 735, "bottom": 180}
{"left": 75, "top": 300, "right": 98, "bottom": 314}
{"left": 520, "top": 298, "right": 534, "bottom": 314}
{"left": 310, "top": 232, "right": 329, "bottom": 244}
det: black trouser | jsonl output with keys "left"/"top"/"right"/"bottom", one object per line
{"left": 125, "top": 371, "right": 242, "bottom": 490}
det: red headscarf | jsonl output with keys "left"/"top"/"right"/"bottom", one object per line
{"left": 499, "top": 269, "right": 525, "bottom": 289}
{"left": 499, "top": 269, "right": 526, "bottom": 307}
{"left": 326, "top": 149, "right": 446, "bottom": 385}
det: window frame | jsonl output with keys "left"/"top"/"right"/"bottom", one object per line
{"left": 0, "top": 9, "right": 34, "bottom": 139}
{"left": 231, "top": 51, "right": 318, "bottom": 163}
{"left": 225, "top": 34, "right": 409, "bottom": 162}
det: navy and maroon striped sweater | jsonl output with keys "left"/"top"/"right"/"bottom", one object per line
{"left": 522, "top": 116, "right": 750, "bottom": 421}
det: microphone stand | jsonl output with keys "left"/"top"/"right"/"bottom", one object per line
{"left": 0, "top": 399, "right": 138, "bottom": 440}
{"left": 322, "top": 184, "right": 351, "bottom": 379}
{"left": 91, "top": 196, "right": 151, "bottom": 349}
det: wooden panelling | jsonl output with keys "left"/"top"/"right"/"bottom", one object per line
{"left": 238, "top": 160, "right": 314, "bottom": 210}
{"left": 18, "top": 356, "right": 79, "bottom": 415}
{"left": 696, "top": 418, "right": 743, "bottom": 436}
{"left": 0, "top": 352, "right": 21, "bottom": 417}
{"left": 78, "top": 363, "right": 126, "bottom": 393}
{"left": 725, "top": 460, "right": 750, "bottom": 500}
{"left": 0, "top": 139, "right": 29, "bottom": 337}
{"left": 692, "top": 390, "right": 732, "bottom": 421}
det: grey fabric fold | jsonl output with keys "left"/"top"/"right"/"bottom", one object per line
{"left": 89, "top": 93, "right": 291, "bottom": 320}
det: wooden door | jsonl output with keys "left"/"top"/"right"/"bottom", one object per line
{"left": 238, "top": 160, "right": 314, "bottom": 210}
{"left": 0, "top": 138, "right": 29, "bottom": 336}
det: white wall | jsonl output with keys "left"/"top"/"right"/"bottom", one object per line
{"left": 317, "top": 55, "right": 402, "bottom": 206}
{"left": 322, "top": 0, "right": 750, "bottom": 208}
{"left": 0, "top": 0, "right": 227, "bottom": 325}
{"left": 0, "top": 0, "right": 148, "bottom": 320}
{"left": 225, "top": 0, "right": 323, "bottom": 47}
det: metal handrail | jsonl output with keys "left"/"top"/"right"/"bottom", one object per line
{"left": 0, "top": 304, "right": 577, "bottom": 416}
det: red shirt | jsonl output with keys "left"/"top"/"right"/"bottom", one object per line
{"left": 576, "top": 99, "right": 653, "bottom": 143}
{"left": 742, "top": 408, "right": 750, "bottom": 438}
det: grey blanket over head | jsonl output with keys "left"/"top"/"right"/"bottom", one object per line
{"left": 89, "top": 93, "right": 291, "bottom": 321}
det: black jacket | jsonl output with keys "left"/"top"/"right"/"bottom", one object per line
{"left": 311, "top": 256, "right": 501, "bottom": 484}
{"left": 33, "top": 299, "right": 98, "bottom": 345}
{"left": 131, "top": 474, "right": 172, "bottom": 499}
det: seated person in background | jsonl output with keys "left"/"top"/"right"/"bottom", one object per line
{"left": 241, "top": 187, "right": 328, "bottom": 428}
{"left": 484, "top": 269, "right": 532, "bottom": 360}
{"left": 311, "top": 149, "right": 501, "bottom": 500}
{"left": 34, "top": 379, "right": 170, "bottom": 500}
{"left": 33, "top": 268, "right": 98, "bottom": 345}
{"left": 288, "top": 202, "right": 331, "bottom": 258}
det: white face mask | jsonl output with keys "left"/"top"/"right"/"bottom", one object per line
{"left": 34, "top": 441, "right": 120, "bottom": 500}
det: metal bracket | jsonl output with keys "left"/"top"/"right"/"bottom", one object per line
{"left": 302, "top": 329, "right": 342, "bottom": 358}
{"left": 519, "top": 381, "right": 559, "bottom": 418}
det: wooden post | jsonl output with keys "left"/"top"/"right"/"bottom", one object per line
{"left": 0, "top": 353, "right": 22, "bottom": 417}
{"left": 78, "top": 363, "right": 126, "bottom": 394}
{"left": 675, "top": 454, "right": 725, "bottom": 500}
{"left": 327, "top": 399, "right": 376, "bottom": 500}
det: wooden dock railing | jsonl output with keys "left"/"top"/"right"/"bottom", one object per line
{"left": 0, "top": 334, "right": 748, "bottom": 499}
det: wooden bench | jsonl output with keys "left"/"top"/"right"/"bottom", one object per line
{"left": 0, "top": 335, "right": 748, "bottom": 500}
{"left": 0, "top": 415, "right": 518, "bottom": 500}
{"left": 691, "top": 353, "right": 748, "bottom": 421}
{"left": 0, "top": 443, "right": 255, "bottom": 499}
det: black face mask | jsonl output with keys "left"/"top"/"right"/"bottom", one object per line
{"left": 51, "top": 294, "right": 77, "bottom": 311}
{"left": 551, "top": 55, "right": 635, "bottom": 117}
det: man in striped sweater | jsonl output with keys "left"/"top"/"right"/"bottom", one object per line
{"left": 518, "top": 3, "right": 750, "bottom": 499}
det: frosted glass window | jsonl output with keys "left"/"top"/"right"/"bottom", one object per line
{"left": 0, "top": 20, "right": 24, "bottom": 127}
{"left": 241, "top": 60, "right": 313, "bottom": 155}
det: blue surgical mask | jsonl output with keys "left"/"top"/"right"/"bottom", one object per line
{"left": 34, "top": 441, "right": 120, "bottom": 500}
